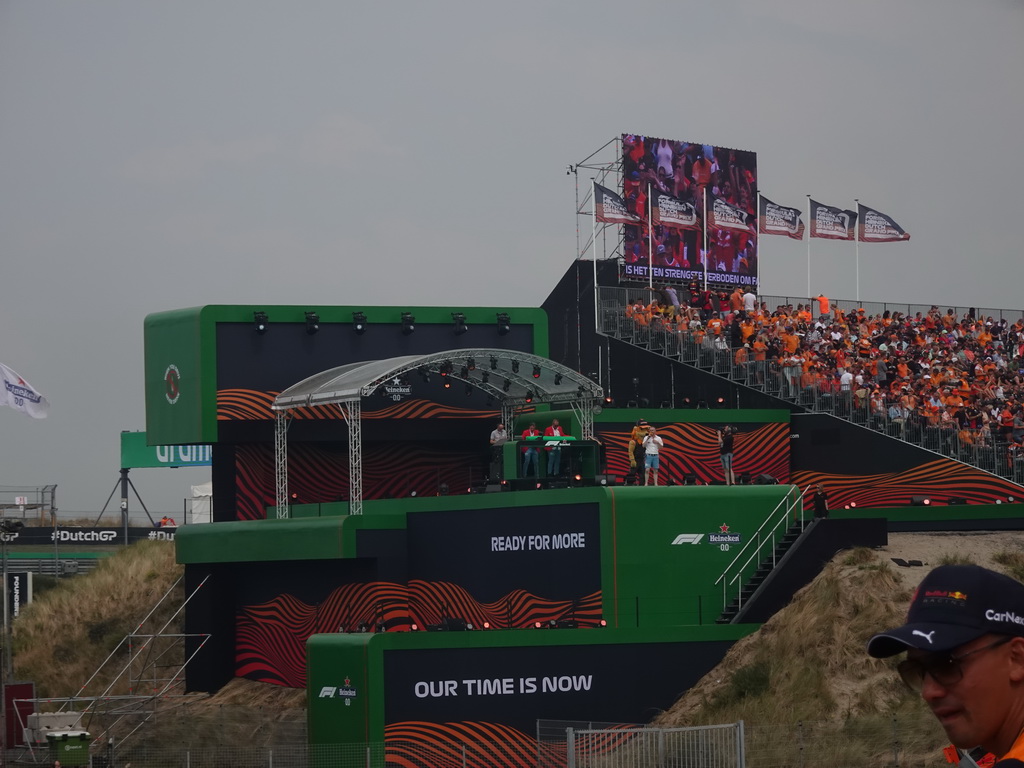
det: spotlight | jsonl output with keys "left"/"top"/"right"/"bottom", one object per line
{"left": 532, "top": 365, "right": 541, "bottom": 379}
{"left": 482, "top": 371, "right": 489, "bottom": 384}
{"left": 443, "top": 380, "right": 451, "bottom": 389}
{"left": 496, "top": 312, "right": 511, "bottom": 335}
{"left": 502, "top": 380, "right": 511, "bottom": 392}
{"left": 418, "top": 368, "right": 430, "bottom": 383}
{"left": 467, "top": 358, "right": 476, "bottom": 371}
{"left": 716, "top": 396, "right": 725, "bottom": 406}
{"left": 490, "top": 356, "right": 498, "bottom": 371}
{"left": 451, "top": 312, "right": 468, "bottom": 335}
{"left": 525, "top": 391, "right": 534, "bottom": 403}
{"left": 401, "top": 312, "right": 415, "bottom": 335}
{"left": 910, "top": 496, "right": 931, "bottom": 506}
{"left": 604, "top": 396, "right": 614, "bottom": 406}
{"left": 410, "top": 623, "right": 419, "bottom": 631}
{"left": 460, "top": 366, "right": 469, "bottom": 377}
{"left": 352, "top": 311, "right": 367, "bottom": 334}
{"left": 660, "top": 400, "right": 671, "bottom": 408}
{"left": 482, "top": 621, "right": 491, "bottom": 630}
{"left": 534, "top": 621, "right": 543, "bottom": 629}
{"left": 253, "top": 311, "right": 269, "bottom": 334}
{"left": 305, "top": 311, "right": 320, "bottom": 335}
{"left": 511, "top": 360, "right": 520, "bottom": 374}
{"left": 464, "top": 383, "right": 472, "bottom": 396}
{"left": 554, "top": 373, "right": 563, "bottom": 385}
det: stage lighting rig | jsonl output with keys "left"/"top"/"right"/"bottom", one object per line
{"left": 352, "top": 311, "right": 367, "bottom": 334}
{"left": 496, "top": 312, "right": 511, "bottom": 335}
{"left": 401, "top": 312, "right": 416, "bottom": 335}
{"left": 511, "top": 360, "right": 520, "bottom": 374}
{"left": 489, "top": 356, "right": 498, "bottom": 370}
{"left": 304, "top": 311, "right": 320, "bottom": 335}
{"left": 451, "top": 312, "right": 468, "bottom": 335}
{"left": 532, "top": 365, "right": 541, "bottom": 379}
{"left": 253, "top": 311, "right": 269, "bottom": 334}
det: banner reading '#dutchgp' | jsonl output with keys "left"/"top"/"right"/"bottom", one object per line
{"left": 620, "top": 134, "right": 757, "bottom": 289}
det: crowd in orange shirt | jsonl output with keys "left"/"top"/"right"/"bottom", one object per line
{"left": 624, "top": 287, "right": 1024, "bottom": 471}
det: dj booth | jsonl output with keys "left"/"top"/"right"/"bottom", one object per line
{"left": 494, "top": 436, "right": 601, "bottom": 484}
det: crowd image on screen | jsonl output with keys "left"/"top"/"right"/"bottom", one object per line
{"left": 620, "top": 135, "right": 758, "bottom": 281}
{"left": 619, "top": 292, "right": 1024, "bottom": 477}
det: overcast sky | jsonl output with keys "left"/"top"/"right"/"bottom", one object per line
{"left": 1, "top": 1, "right": 1021, "bottom": 518}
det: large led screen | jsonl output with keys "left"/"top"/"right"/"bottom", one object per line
{"left": 620, "top": 134, "right": 758, "bottom": 288}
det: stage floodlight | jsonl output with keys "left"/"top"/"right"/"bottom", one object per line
{"left": 410, "top": 623, "right": 419, "bottom": 631}
{"left": 443, "top": 380, "right": 451, "bottom": 389}
{"left": 511, "top": 360, "right": 520, "bottom": 374}
{"left": 496, "top": 312, "right": 511, "bottom": 335}
{"left": 451, "top": 312, "right": 468, "bottom": 335}
{"left": 525, "top": 391, "right": 534, "bottom": 403}
{"left": 460, "top": 366, "right": 469, "bottom": 378}
{"left": 253, "top": 311, "right": 269, "bottom": 334}
{"left": 554, "top": 373, "right": 563, "bottom": 385}
{"left": 481, "top": 371, "right": 489, "bottom": 384}
{"left": 352, "top": 311, "right": 367, "bottom": 334}
{"left": 911, "top": 496, "right": 931, "bottom": 506}
{"left": 467, "top": 357, "right": 476, "bottom": 371}
{"left": 418, "top": 368, "right": 430, "bottom": 383}
{"left": 305, "top": 311, "right": 320, "bottom": 335}
{"left": 490, "top": 356, "right": 498, "bottom": 371}
{"left": 401, "top": 312, "right": 416, "bottom": 335}
{"left": 532, "top": 365, "right": 541, "bottom": 379}
{"left": 502, "top": 379, "right": 511, "bottom": 392}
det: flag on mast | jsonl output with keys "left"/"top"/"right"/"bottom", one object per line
{"left": 593, "top": 182, "right": 641, "bottom": 224}
{"left": 0, "top": 363, "right": 50, "bottom": 419}
{"left": 649, "top": 189, "right": 701, "bottom": 230}
{"left": 809, "top": 199, "right": 857, "bottom": 240}
{"left": 706, "top": 195, "right": 753, "bottom": 232}
{"left": 758, "top": 196, "right": 805, "bottom": 240}
{"left": 857, "top": 203, "right": 910, "bottom": 242}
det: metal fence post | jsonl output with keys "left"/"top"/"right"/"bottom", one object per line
{"left": 737, "top": 720, "right": 745, "bottom": 768}
{"left": 566, "top": 727, "right": 575, "bottom": 768}
{"left": 892, "top": 715, "right": 900, "bottom": 768}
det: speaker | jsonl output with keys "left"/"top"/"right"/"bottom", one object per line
{"left": 911, "top": 496, "right": 931, "bottom": 506}
{"left": 753, "top": 474, "right": 778, "bottom": 485}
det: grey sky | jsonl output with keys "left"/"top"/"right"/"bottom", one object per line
{"left": 1, "top": 1, "right": 1021, "bottom": 516}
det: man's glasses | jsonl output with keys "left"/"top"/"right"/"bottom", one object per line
{"left": 897, "top": 636, "right": 1012, "bottom": 692}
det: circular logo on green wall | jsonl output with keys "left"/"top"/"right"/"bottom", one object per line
{"left": 164, "top": 364, "right": 181, "bottom": 405}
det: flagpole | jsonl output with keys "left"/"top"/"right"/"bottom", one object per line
{"left": 854, "top": 198, "right": 860, "bottom": 304}
{"left": 647, "top": 184, "right": 654, "bottom": 291}
{"left": 755, "top": 189, "right": 761, "bottom": 295}
{"left": 592, "top": 180, "right": 599, "bottom": 331}
{"left": 806, "top": 195, "right": 811, "bottom": 299}
{"left": 702, "top": 186, "right": 708, "bottom": 292}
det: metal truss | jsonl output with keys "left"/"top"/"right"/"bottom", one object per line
{"left": 274, "top": 411, "right": 290, "bottom": 519}
{"left": 339, "top": 400, "right": 362, "bottom": 516}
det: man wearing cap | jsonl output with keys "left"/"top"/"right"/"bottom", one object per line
{"left": 867, "top": 564, "right": 1024, "bottom": 764}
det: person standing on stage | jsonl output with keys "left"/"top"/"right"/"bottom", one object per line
{"left": 488, "top": 422, "right": 508, "bottom": 478}
{"left": 521, "top": 422, "right": 541, "bottom": 478}
{"left": 544, "top": 418, "right": 567, "bottom": 477}
{"left": 629, "top": 419, "right": 647, "bottom": 483}
{"left": 642, "top": 425, "right": 664, "bottom": 486}
{"left": 718, "top": 425, "right": 736, "bottom": 485}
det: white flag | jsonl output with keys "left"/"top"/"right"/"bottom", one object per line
{"left": 0, "top": 363, "right": 50, "bottom": 419}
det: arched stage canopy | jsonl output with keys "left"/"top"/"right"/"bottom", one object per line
{"left": 272, "top": 349, "right": 605, "bottom": 515}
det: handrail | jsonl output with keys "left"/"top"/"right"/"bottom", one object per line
{"left": 714, "top": 486, "right": 802, "bottom": 615}
{"left": 596, "top": 287, "right": 1024, "bottom": 488}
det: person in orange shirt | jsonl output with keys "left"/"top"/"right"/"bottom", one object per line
{"left": 816, "top": 293, "right": 830, "bottom": 318}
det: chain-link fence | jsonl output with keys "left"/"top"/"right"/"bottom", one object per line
{"left": 8, "top": 711, "right": 955, "bottom": 768}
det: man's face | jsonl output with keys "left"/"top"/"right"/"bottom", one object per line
{"left": 910, "top": 635, "right": 1018, "bottom": 753}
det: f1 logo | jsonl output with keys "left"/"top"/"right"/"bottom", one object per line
{"left": 671, "top": 534, "right": 704, "bottom": 545}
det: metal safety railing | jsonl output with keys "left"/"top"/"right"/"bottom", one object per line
{"left": 714, "top": 486, "right": 803, "bottom": 616}
{"left": 598, "top": 287, "right": 1024, "bottom": 488}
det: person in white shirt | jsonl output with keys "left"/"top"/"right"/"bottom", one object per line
{"left": 642, "top": 426, "right": 664, "bottom": 486}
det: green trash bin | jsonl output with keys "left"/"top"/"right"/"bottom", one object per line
{"left": 46, "top": 730, "right": 91, "bottom": 766}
